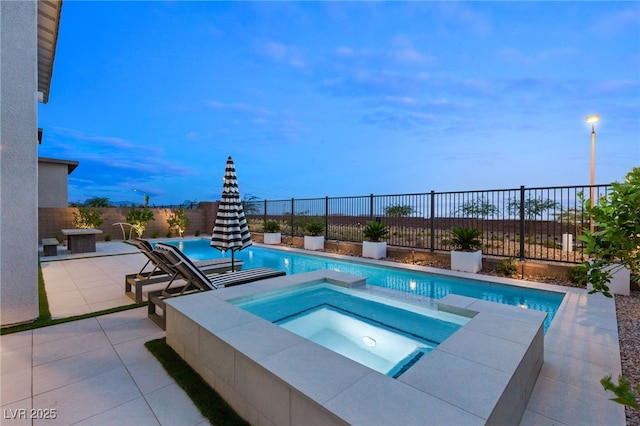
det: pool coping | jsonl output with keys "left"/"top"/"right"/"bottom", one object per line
{"left": 165, "top": 270, "right": 546, "bottom": 425}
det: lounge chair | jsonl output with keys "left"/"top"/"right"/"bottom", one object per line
{"left": 125, "top": 238, "right": 244, "bottom": 302}
{"left": 148, "top": 242, "right": 286, "bottom": 329}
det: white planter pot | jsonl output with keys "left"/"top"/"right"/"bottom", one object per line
{"left": 588, "top": 263, "right": 631, "bottom": 296}
{"left": 304, "top": 236, "right": 324, "bottom": 251}
{"left": 451, "top": 250, "right": 482, "bottom": 273}
{"left": 362, "top": 241, "right": 387, "bottom": 259}
{"left": 263, "top": 232, "right": 281, "bottom": 245}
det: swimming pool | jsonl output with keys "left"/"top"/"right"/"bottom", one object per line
{"left": 159, "top": 238, "right": 564, "bottom": 331}
{"left": 233, "top": 283, "right": 468, "bottom": 378}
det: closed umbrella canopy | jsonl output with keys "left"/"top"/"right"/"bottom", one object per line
{"left": 210, "top": 156, "right": 252, "bottom": 271}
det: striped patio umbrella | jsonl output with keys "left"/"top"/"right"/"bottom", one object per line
{"left": 210, "top": 156, "right": 252, "bottom": 271}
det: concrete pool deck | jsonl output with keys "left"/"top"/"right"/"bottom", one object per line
{"left": 0, "top": 240, "right": 626, "bottom": 425}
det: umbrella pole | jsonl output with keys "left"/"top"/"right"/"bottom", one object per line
{"left": 231, "top": 250, "right": 235, "bottom": 272}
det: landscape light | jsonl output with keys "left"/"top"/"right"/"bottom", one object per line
{"left": 585, "top": 115, "right": 600, "bottom": 232}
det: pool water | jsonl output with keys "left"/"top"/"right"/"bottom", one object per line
{"left": 159, "top": 238, "right": 564, "bottom": 332}
{"left": 233, "top": 284, "right": 467, "bottom": 377}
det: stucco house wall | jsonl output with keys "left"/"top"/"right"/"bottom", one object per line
{"left": 38, "top": 157, "right": 78, "bottom": 208}
{"left": 0, "top": 1, "right": 40, "bottom": 326}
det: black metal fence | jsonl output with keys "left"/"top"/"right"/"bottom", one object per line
{"left": 245, "top": 184, "right": 612, "bottom": 263}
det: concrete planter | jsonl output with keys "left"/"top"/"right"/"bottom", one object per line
{"left": 588, "top": 263, "right": 631, "bottom": 296}
{"left": 304, "top": 236, "right": 324, "bottom": 251}
{"left": 362, "top": 241, "right": 387, "bottom": 259}
{"left": 263, "top": 232, "right": 281, "bottom": 245}
{"left": 451, "top": 250, "right": 482, "bottom": 273}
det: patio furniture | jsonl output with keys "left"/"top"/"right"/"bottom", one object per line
{"left": 112, "top": 222, "right": 138, "bottom": 240}
{"left": 125, "top": 238, "right": 244, "bottom": 302}
{"left": 61, "top": 228, "right": 103, "bottom": 253}
{"left": 148, "top": 242, "right": 285, "bottom": 329}
{"left": 41, "top": 238, "right": 59, "bottom": 256}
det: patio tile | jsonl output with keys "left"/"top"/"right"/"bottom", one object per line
{"left": 0, "top": 397, "right": 33, "bottom": 426}
{"left": 32, "top": 330, "right": 111, "bottom": 366}
{"left": 0, "top": 368, "right": 31, "bottom": 406}
{"left": 102, "top": 317, "right": 163, "bottom": 345}
{"left": 0, "top": 330, "right": 32, "bottom": 352}
{"left": 32, "top": 317, "right": 101, "bottom": 346}
{"left": 113, "top": 332, "right": 165, "bottom": 367}
{"left": 88, "top": 297, "right": 136, "bottom": 313}
{"left": 0, "top": 346, "right": 32, "bottom": 375}
{"left": 45, "top": 289, "right": 86, "bottom": 309}
{"left": 127, "top": 357, "right": 174, "bottom": 394}
{"left": 72, "top": 397, "right": 160, "bottom": 426}
{"left": 144, "top": 383, "right": 206, "bottom": 426}
{"left": 539, "top": 350, "right": 616, "bottom": 393}
{"left": 526, "top": 375, "right": 625, "bottom": 426}
{"left": 32, "top": 365, "right": 141, "bottom": 425}
{"left": 33, "top": 346, "right": 122, "bottom": 395}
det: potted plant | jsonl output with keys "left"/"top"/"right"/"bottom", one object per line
{"left": 577, "top": 167, "right": 639, "bottom": 297}
{"left": 362, "top": 221, "right": 389, "bottom": 259}
{"left": 449, "top": 226, "right": 483, "bottom": 273}
{"left": 263, "top": 220, "right": 282, "bottom": 245}
{"left": 304, "top": 219, "right": 325, "bottom": 250}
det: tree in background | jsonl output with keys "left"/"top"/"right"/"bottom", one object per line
{"left": 84, "top": 196, "right": 111, "bottom": 207}
{"left": 242, "top": 193, "right": 261, "bottom": 216}
{"left": 508, "top": 196, "right": 559, "bottom": 235}
{"left": 457, "top": 197, "right": 499, "bottom": 218}
{"left": 384, "top": 204, "right": 415, "bottom": 217}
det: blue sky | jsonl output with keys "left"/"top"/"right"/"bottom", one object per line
{"left": 38, "top": 1, "right": 640, "bottom": 206}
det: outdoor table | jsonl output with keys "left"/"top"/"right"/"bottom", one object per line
{"left": 61, "top": 228, "right": 103, "bottom": 253}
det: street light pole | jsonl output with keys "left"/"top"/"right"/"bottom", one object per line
{"left": 585, "top": 115, "right": 600, "bottom": 233}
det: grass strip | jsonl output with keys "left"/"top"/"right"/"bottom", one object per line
{"left": 0, "top": 302, "right": 147, "bottom": 335}
{"left": 145, "top": 338, "right": 249, "bottom": 426}
{"left": 38, "top": 259, "right": 51, "bottom": 321}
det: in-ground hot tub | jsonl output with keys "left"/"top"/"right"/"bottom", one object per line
{"left": 233, "top": 284, "right": 467, "bottom": 378}
{"left": 165, "top": 270, "right": 546, "bottom": 425}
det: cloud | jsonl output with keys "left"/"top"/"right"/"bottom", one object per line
{"left": 496, "top": 47, "right": 581, "bottom": 66}
{"left": 254, "top": 40, "right": 306, "bottom": 68}
{"left": 592, "top": 5, "right": 640, "bottom": 36}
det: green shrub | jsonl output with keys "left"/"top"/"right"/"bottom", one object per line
{"left": 126, "top": 195, "right": 155, "bottom": 237}
{"left": 363, "top": 221, "right": 389, "bottom": 242}
{"left": 495, "top": 258, "right": 518, "bottom": 277}
{"left": 194, "top": 230, "right": 200, "bottom": 236}
{"left": 73, "top": 206, "right": 104, "bottom": 229}
{"left": 263, "top": 220, "right": 281, "bottom": 233}
{"left": 104, "top": 234, "right": 112, "bottom": 242}
{"left": 167, "top": 208, "right": 190, "bottom": 237}
{"left": 305, "top": 219, "right": 324, "bottom": 236}
{"left": 567, "top": 266, "right": 587, "bottom": 286}
{"left": 542, "top": 239, "right": 560, "bottom": 249}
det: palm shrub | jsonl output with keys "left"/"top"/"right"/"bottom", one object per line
{"left": 450, "top": 227, "right": 483, "bottom": 251}
{"left": 363, "top": 221, "right": 389, "bottom": 242}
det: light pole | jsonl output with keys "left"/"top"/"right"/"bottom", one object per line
{"left": 585, "top": 115, "right": 600, "bottom": 232}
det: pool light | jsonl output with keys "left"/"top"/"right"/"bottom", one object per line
{"left": 362, "top": 336, "right": 377, "bottom": 347}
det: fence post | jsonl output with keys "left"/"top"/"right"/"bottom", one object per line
{"left": 519, "top": 185, "right": 526, "bottom": 259}
{"left": 325, "top": 196, "right": 329, "bottom": 240}
{"left": 430, "top": 190, "right": 435, "bottom": 251}
{"left": 290, "top": 198, "right": 295, "bottom": 237}
{"left": 263, "top": 199, "right": 267, "bottom": 225}
{"left": 369, "top": 194, "right": 374, "bottom": 221}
